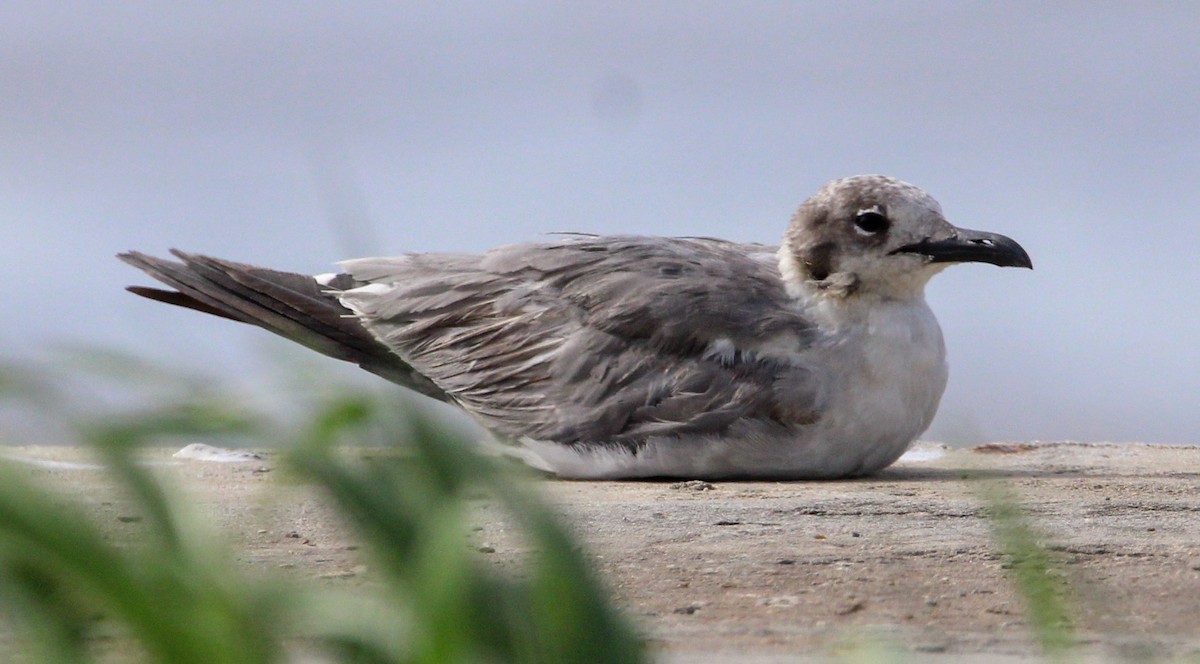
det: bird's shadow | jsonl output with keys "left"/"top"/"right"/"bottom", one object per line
{"left": 596, "top": 465, "right": 1100, "bottom": 485}
{"left": 869, "top": 465, "right": 1093, "bottom": 482}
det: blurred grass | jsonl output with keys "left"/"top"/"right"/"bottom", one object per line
{"left": 0, "top": 352, "right": 646, "bottom": 663}
{"left": 977, "top": 480, "right": 1076, "bottom": 660}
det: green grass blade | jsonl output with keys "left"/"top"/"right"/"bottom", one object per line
{"left": 979, "top": 481, "right": 1075, "bottom": 658}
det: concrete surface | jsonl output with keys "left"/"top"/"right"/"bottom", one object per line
{"left": 2, "top": 441, "right": 1199, "bottom": 662}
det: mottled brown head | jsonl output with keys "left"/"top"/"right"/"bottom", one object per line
{"left": 779, "top": 175, "right": 1031, "bottom": 300}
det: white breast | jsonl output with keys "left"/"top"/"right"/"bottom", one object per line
{"left": 813, "top": 297, "right": 949, "bottom": 470}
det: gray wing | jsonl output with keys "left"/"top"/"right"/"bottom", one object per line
{"left": 337, "top": 236, "right": 823, "bottom": 449}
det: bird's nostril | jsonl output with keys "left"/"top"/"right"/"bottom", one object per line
{"left": 971, "top": 238, "right": 995, "bottom": 247}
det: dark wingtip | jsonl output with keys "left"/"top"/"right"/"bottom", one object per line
{"left": 120, "top": 252, "right": 246, "bottom": 321}
{"left": 124, "top": 285, "right": 242, "bottom": 320}
{"left": 118, "top": 249, "right": 183, "bottom": 269}
{"left": 116, "top": 250, "right": 144, "bottom": 265}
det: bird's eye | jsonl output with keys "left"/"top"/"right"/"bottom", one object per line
{"left": 854, "top": 210, "right": 890, "bottom": 236}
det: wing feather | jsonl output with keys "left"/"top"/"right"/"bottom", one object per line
{"left": 336, "top": 236, "right": 821, "bottom": 448}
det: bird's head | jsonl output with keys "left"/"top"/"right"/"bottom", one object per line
{"left": 778, "top": 175, "right": 1032, "bottom": 301}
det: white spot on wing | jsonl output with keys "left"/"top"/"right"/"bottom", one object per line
{"left": 343, "top": 283, "right": 392, "bottom": 296}
{"left": 703, "top": 338, "right": 736, "bottom": 364}
{"left": 314, "top": 272, "right": 338, "bottom": 286}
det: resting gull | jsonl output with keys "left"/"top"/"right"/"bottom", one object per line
{"left": 120, "top": 175, "right": 1031, "bottom": 479}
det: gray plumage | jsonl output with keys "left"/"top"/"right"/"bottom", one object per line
{"left": 121, "top": 175, "right": 1031, "bottom": 479}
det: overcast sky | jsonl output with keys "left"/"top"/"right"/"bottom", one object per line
{"left": 3, "top": 2, "right": 1198, "bottom": 445}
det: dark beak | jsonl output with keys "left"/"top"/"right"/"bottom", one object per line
{"left": 891, "top": 228, "right": 1032, "bottom": 269}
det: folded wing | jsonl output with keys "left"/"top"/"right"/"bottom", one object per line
{"left": 337, "top": 236, "right": 824, "bottom": 449}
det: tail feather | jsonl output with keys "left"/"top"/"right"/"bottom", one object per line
{"left": 119, "top": 250, "right": 450, "bottom": 401}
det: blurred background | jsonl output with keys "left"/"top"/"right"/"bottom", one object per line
{"left": 2, "top": 2, "right": 1197, "bottom": 446}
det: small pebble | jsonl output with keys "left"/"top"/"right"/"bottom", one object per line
{"left": 477, "top": 545, "right": 496, "bottom": 554}
{"left": 116, "top": 515, "right": 142, "bottom": 523}
{"left": 670, "top": 480, "right": 715, "bottom": 491}
{"left": 836, "top": 601, "right": 865, "bottom": 615}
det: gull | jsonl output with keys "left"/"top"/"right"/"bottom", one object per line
{"left": 120, "top": 175, "right": 1031, "bottom": 479}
